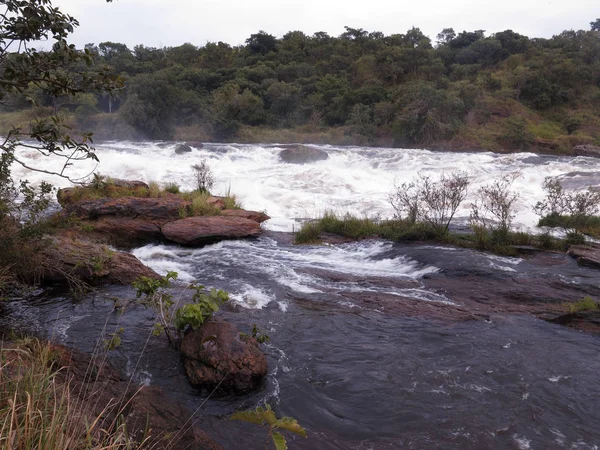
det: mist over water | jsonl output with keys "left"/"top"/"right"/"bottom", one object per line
{"left": 9, "top": 142, "right": 600, "bottom": 449}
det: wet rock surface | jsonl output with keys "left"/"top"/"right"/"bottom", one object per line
{"left": 279, "top": 145, "right": 329, "bottom": 164}
{"left": 573, "top": 144, "right": 600, "bottom": 158}
{"left": 568, "top": 243, "right": 600, "bottom": 268}
{"left": 180, "top": 320, "right": 268, "bottom": 395}
{"left": 174, "top": 143, "right": 193, "bottom": 154}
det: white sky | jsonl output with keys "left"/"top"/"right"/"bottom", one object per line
{"left": 52, "top": 0, "right": 600, "bottom": 49}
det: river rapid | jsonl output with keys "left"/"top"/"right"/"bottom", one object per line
{"left": 5, "top": 142, "right": 600, "bottom": 449}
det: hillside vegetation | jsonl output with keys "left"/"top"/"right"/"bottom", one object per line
{"left": 2, "top": 21, "right": 600, "bottom": 152}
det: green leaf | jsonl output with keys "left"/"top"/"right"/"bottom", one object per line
{"left": 271, "top": 432, "right": 288, "bottom": 450}
{"left": 275, "top": 417, "right": 307, "bottom": 438}
{"left": 262, "top": 405, "right": 277, "bottom": 426}
{"left": 230, "top": 410, "right": 264, "bottom": 426}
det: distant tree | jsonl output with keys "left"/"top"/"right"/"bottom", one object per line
{"left": 246, "top": 31, "right": 277, "bottom": 55}
{"left": 436, "top": 28, "right": 456, "bottom": 46}
{"left": 591, "top": 18, "right": 600, "bottom": 31}
{"left": 120, "top": 72, "right": 180, "bottom": 138}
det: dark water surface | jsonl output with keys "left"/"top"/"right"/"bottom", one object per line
{"left": 2, "top": 239, "right": 600, "bottom": 449}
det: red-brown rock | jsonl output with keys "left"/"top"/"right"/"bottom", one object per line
{"left": 40, "top": 234, "right": 160, "bottom": 285}
{"left": 180, "top": 321, "right": 268, "bottom": 395}
{"left": 85, "top": 217, "right": 163, "bottom": 247}
{"left": 66, "top": 196, "right": 189, "bottom": 221}
{"left": 220, "top": 209, "right": 270, "bottom": 223}
{"left": 162, "top": 216, "right": 261, "bottom": 246}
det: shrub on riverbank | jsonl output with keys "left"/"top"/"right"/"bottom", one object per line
{"left": 567, "top": 296, "right": 600, "bottom": 313}
{"left": 294, "top": 211, "right": 565, "bottom": 256}
{"left": 535, "top": 177, "right": 600, "bottom": 238}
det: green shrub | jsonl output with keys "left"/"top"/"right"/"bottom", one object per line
{"left": 294, "top": 220, "right": 321, "bottom": 244}
{"left": 163, "top": 182, "right": 181, "bottom": 194}
{"left": 568, "top": 296, "right": 600, "bottom": 313}
{"left": 189, "top": 191, "right": 221, "bottom": 216}
{"left": 174, "top": 285, "right": 229, "bottom": 331}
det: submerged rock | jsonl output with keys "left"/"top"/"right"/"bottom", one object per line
{"left": 162, "top": 216, "right": 261, "bottom": 246}
{"left": 186, "top": 141, "right": 204, "bottom": 149}
{"left": 573, "top": 144, "right": 600, "bottom": 158}
{"left": 174, "top": 143, "right": 193, "bottom": 154}
{"left": 279, "top": 145, "right": 329, "bottom": 164}
{"left": 180, "top": 321, "right": 268, "bottom": 395}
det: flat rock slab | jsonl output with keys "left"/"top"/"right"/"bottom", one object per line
{"left": 162, "top": 215, "right": 261, "bottom": 246}
{"left": 568, "top": 243, "right": 600, "bottom": 268}
{"left": 67, "top": 196, "right": 190, "bottom": 221}
{"left": 220, "top": 209, "right": 270, "bottom": 223}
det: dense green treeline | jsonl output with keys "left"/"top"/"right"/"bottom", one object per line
{"left": 2, "top": 21, "right": 600, "bottom": 151}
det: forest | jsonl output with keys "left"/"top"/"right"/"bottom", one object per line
{"left": 2, "top": 20, "right": 600, "bottom": 152}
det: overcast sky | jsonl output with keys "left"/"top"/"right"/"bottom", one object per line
{"left": 52, "top": 0, "right": 600, "bottom": 49}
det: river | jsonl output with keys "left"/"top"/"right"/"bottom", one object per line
{"left": 5, "top": 142, "right": 600, "bottom": 449}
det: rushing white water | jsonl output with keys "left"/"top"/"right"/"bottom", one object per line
{"left": 133, "top": 238, "right": 443, "bottom": 309}
{"left": 13, "top": 141, "right": 600, "bottom": 232}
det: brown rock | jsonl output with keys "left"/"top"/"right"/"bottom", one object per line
{"left": 568, "top": 244, "right": 600, "bottom": 268}
{"left": 66, "top": 197, "right": 189, "bottom": 221}
{"left": 85, "top": 217, "right": 163, "bottom": 247}
{"left": 126, "top": 386, "right": 224, "bottom": 450}
{"left": 162, "top": 216, "right": 261, "bottom": 246}
{"left": 107, "top": 179, "right": 149, "bottom": 189}
{"left": 573, "top": 144, "right": 600, "bottom": 158}
{"left": 180, "top": 321, "right": 268, "bottom": 395}
{"left": 40, "top": 234, "right": 160, "bottom": 285}
{"left": 279, "top": 145, "right": 329, "bottom": 164}
{"left": 220, "top": 209, "right": 270, "bottom": 223}
{"left": 207, "top": 196, "right": 226, "bottom": 210}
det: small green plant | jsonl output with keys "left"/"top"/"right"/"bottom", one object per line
{"left": 231, "top": 404, "right": 307, "bottom": 450}
{"left": 88, "top": 173, "right": 108, "bottom": 190}
{"left": 163, "top": 182, "right": 181, "bottom": 194}
{"left": 133, "top": 272, "right": 229, "bottom": 347}
{"left": 132, "top": 271, "right": 178, "bottom": 347}
{"left": 174, "top": 284, "right": 229, "bottom": 331}
{"left": 103, "top": 327, "right": 124, "bottom": 351}
{"left": 252, "top": 324, "right": 270, "bottom": 344}
{"left": 568, "top": 296, "right": 600, "bottom": 313}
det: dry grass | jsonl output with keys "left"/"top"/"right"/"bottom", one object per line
{"left": 0, "top": 338, "right": 146, "bottom": 450}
